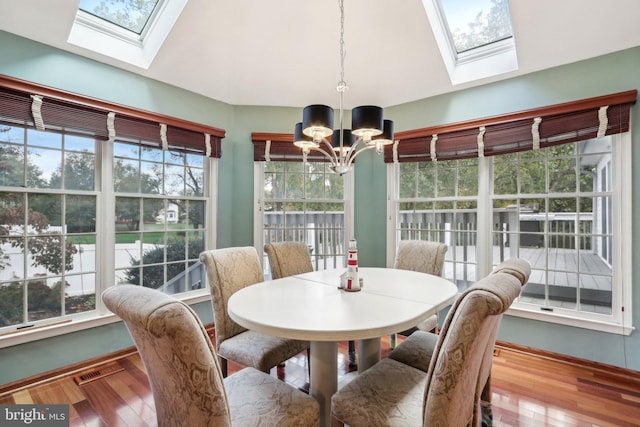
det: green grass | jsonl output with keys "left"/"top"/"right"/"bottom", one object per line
{"left": 68, "top": 223, "right": 200, "bottom": 245}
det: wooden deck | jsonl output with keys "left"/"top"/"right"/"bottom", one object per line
{"left": 443, "top": 245, "right": 612, "bottom": 314}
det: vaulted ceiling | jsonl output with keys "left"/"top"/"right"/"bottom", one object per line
{"left": 1, "top": 0, "right": 640, "bottom": 109}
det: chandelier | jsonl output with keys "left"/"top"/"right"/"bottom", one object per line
{"left": 293, "top": 0, "right": 394, "bottom": 175}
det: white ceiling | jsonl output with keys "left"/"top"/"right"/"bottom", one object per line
{"left": 1, "top": 0, "right": 640, "bottom": 109}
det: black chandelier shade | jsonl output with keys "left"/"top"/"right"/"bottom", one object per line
{"left": 293, "top": 122, "right": 313, "bottom": 146}
{"left": 351, "top": 105, "right": 384, "bottom": 137}
{"left": 331, "top": 128, "right": 355, "bottom": 151}
{"left": 302, "top": 104, "right": 334, "bottom": 138}
{"left": 373, "top": 119, "right": 395, "bottom": 145}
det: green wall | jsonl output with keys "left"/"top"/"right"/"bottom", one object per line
{"left": 0, "top": 29, "right": 639, "bottom": 385}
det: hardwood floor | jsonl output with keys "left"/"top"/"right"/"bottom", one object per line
{"left": 2, "top": 336, "right": 640, "bottom": 426}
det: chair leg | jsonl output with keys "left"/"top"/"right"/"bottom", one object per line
{"left": 348, "top": 340, "right": 356, "bottom": 366}
{"left": 331, "top": 415, "right": 345, "bottom": 427}
{"left": 480, "top": 375, "right": 493, "bottom": 427}
{"left": 219, "top": 356, "right": 228, "bottom": 377}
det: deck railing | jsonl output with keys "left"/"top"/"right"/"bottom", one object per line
{"left": 263, "top": 209, "right": 594, "bottom": 263}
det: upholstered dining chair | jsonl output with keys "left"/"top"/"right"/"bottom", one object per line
{"left": 390, "top": 239, "right": 448, "bottom": 346}
{"left": 331, "top": 260, "right": 525, "bottom": 427}
{"left": 102, "top": 284, "right": 319, "bottom": 427}
{"left": 263, "top": 241, "right": 315, "bottom": 368}
{"left": 387, "top": 257, "right": 531, "bottom": 426}
{"left": 200, "top": 246, "right": 310, "bottom": 376}
{"left": 264, "top": 241, "right": 314, "bottom": 279}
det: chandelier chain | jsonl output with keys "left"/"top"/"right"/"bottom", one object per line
{"left": 337, "top": 0, "right": 347, "bottom": 93}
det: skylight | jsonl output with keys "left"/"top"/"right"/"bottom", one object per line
{"left": 68, "top": 0, "right": 188, "bottom": 69}
{"left": 79, "top": 0, "right": 161, "bottom": 35}
{"left": 440, "top": 0, "right": 513, "bottom": 54}
{"left": 423, "top": 0, "right": 518, "bottom": 85}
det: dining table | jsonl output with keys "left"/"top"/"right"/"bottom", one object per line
{"left": 227, "top": 266, "right": 458, "bottom": 427}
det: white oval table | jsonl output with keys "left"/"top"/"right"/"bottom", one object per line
{"left": 227, "top": 267, "right": 458, "bottom": 427}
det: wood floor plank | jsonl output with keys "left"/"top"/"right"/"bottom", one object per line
{"left": 73, "top": 399, "right": 107, "bottom": 427}
{"left": 80, "top": 379, "right": 146, "bottom": 427}
{"left": 103, "top": 373, "right": 155, "bottom": 423}
{"left": 60, "top": 377, "right": 87, "bottom": 404}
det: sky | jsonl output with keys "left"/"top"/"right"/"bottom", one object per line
{"left": 440, "top": 0, "right": 494, "bottom": 31}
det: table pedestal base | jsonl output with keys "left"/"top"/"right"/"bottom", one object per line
{"left": 357, "top": 338, "right": 381, "bottom": 372}
{"left": 310, "top": 341, "right": 338, "bottom": 427}
{"left": 310, "top": 339, "right": 382, "bottom": 427}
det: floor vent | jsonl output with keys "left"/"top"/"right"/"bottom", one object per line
{"left": 74, "top": 362, "right": 124, "bottom": 385}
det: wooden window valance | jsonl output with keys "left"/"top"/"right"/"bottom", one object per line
{"left": 0, "top": 75, "right": 226, "bottom": 157}
{"left": 385, "top": 90, "right": 636, "bottom": 163}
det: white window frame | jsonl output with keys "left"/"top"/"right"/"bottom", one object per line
{"left": 388, "top": 132, "right": 633, "bottom": 335}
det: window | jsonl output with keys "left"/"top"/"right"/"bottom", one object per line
{"left": 252, "top": 134, "right": 353, "bottom": 277}
{"left": 422, "top": 0, "right": 518, "bottom": 84}
{"left": 0, "top": 76, "right": 223, "bottom": 340}
{"left": 69, "top": 0, "right": 188, "bottom": 69}
{"left": 387, "top": 91, "right": 635, "bottom": 334}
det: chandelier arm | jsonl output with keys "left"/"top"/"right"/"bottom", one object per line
{"left": 308, "top": 144, "right": 340, "bottom": 167}
{"left": 346, "top": 143, "right": 377, "bottom": 167}
{"left": 319, "top": 138, "right": 341, "bottom": 163}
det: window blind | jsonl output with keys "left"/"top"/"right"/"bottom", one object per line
{"left": 385, "top": 90, "right": 636, "bottom": 163}
{"left": 252, "top": 132, "right": 332, "bottom": 162}
{"left": 0, "top": 75, "right": 225, "bottom": 157}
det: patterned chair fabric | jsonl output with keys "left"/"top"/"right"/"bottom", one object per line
{"left": 394, "top": 240, "right": 448, "bottom": 277}
{"left": 387, "top": 258, "right": 531, "bottom": 426}
{"left": 331, "top": 265, "right": 525, "bottom": 427}
{"left": 200, "top": 247, "right": 309, "bottom": 376}
{"left": 264, "top": 241, "right": 314, "bottom": 368}
{"left": 490, "top": 257, "right": 532, "bottom": 286}
{"left": 264, "top": 241, "right": 313, "bottom": 279}
{"left": 393, "top": 240, "right": 448, "bottom": 334}
{"left": 388, "top": 329, "right": 439, "bottom": 372}
{"left": 102, "top": 284, "right": 319, "bottom": 427}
